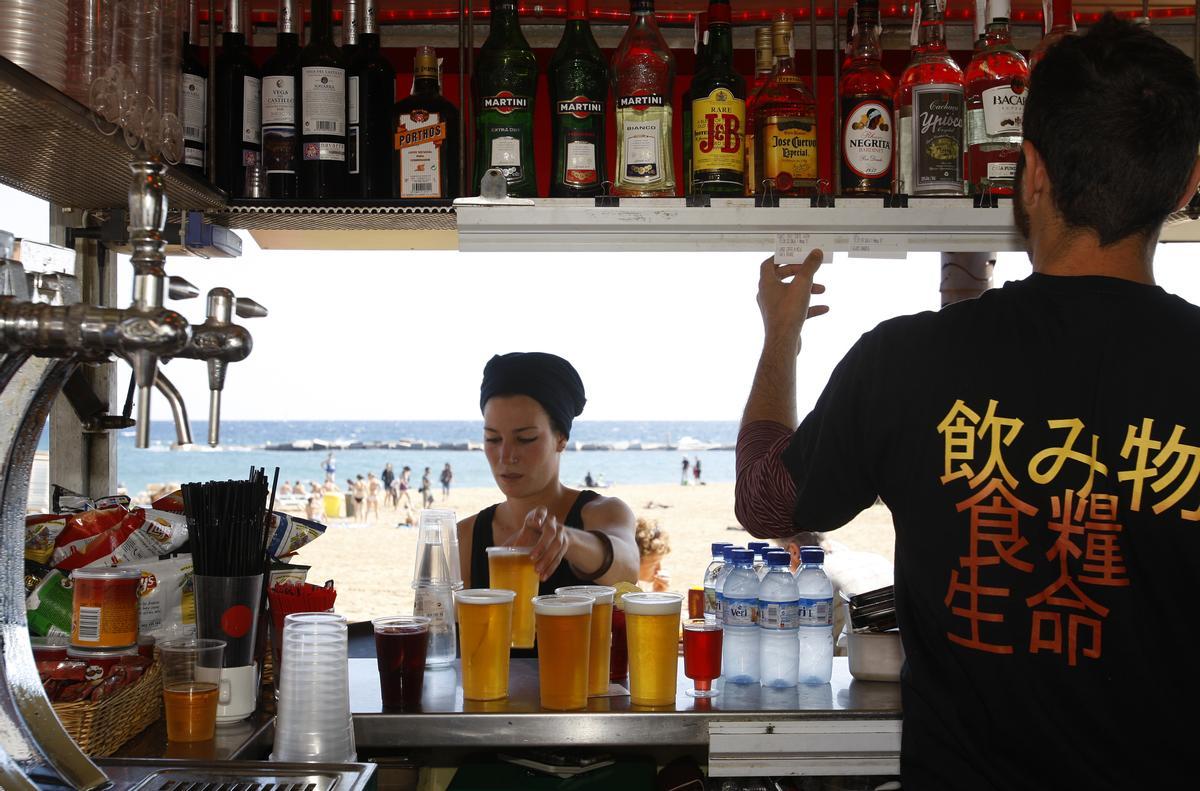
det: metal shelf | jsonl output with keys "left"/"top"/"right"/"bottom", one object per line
{"left": 455, "top": 197, "right": 1024, "bottom": 254}
{"left": 218, "top": 204, "right": 458, "bottom": 250}
{"left": 0, "top": 56, "right": 226, "bottom": 212}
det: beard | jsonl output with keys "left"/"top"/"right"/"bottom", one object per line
{"left": 1013, "top": 152, "right": 1031, "bottom": 244}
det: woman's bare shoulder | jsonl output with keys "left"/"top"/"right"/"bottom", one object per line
{"left": 581, "top": 494, "right": 635, "bottom": 529}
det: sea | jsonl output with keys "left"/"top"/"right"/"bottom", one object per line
{"left": 54, "top": 420, "right": 741, "bottom": 499}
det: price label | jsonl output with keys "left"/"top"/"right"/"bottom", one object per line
{"left": 774, "top": 233, "right": 812, "bottom": 265}
{"left": 848, "top": 233, "right": 906, "bottom": 260}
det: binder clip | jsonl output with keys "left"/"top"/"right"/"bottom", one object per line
{"left": 594, "top": 180, "right": 619, "bottom": 208}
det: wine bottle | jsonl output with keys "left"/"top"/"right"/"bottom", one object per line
{"left": 348, "top": 0, "right": 396, "bottom": 198}
{"left": 214, "top": 0, "right": 261, "bottom": 198}
{"left": 299, "top": 0, "right": 348, "bottom": 198}
{"left": 180, "top": 0, "right": 208, "bottom": 178}
{"left": 261, "top": 0, "right": 301, "bottom": 198}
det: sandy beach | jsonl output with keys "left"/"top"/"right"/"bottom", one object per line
{"left": 289, "top": 483, "right": 896, "bottom": 623}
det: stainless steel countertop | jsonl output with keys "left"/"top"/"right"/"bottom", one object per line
{"left": 349, "top": 657, "right": 901, "bottom": 749}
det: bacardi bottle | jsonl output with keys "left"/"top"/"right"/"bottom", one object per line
{"left": 395, "top": 47, "right": 460, "bottom": 199}
{"left": 299, "top": 0, "right": 348, "bottom": 198}
{"left": 896, "top": 0, "right": 965, "bottom": 196}
{"left": 689, "top": 0, "right": 745, "bottom": 195}
{"left": 214, "top": 0, "right": 261, "bottom": 198}
{"left": 612, "top": 0, "right": 676, "bottom": 197}
{"left": 261, "top": 0, "right": 301, "bottom": 198}
{"left": 474, "top": 0, "right": 538, "bottom": 197}
{"left": 1029, "top": 0, "right": 1076, "bottom": 70}
{"left": 745, "top": 26, "right": 774, "bottom": 196}
{"left": 965, "top": 0, "right": 1028, "bottom": 196}
{"left": 180, "top": 0, "right": 208, "bottom": 177}
{"left": 839, "top": 0, "right": 895, "bottom": 196}
{"left": 752, "top": 13, "right": 819, "bottom": 197}
{"left": 549, "top": 0, "right": 608, "bottom": 197}
{"left": 348, "top": 0, "right": 396, "bottom": 198}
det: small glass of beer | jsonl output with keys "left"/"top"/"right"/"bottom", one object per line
{"left": 556, "top": 584, "right": 616, "bottom": 696}
{"left": 623, "top": 592, "right": 683, "bottom": 707}
{"left": 533, "top": 594, "right": 594, "bottom": 710}
{"left": 454, "top": 588, "right": 516, "bottom": 701}
{"left": 682, "top": 619, "right": 723, "bottom": 697}
{"left": 158, "top": 638, "right": 225, "bottom": 742}
{"left": 486, "top": 546, "right": 539, "bottom": 648}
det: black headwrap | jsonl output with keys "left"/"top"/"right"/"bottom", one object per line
{"left": 479, "top": 352, "right": 587, "bottom": 437}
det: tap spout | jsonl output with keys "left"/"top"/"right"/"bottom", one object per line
{"left": 154, "top": 368, "right": 193, "bottom": 446}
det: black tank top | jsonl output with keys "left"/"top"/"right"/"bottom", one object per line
{"left": 469, "top": 490, "right": 600, "bottom": 658}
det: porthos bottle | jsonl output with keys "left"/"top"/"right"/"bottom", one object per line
{"left": 474, "top": 0, "right": 538, "bottom": 197}
{"left": 549, "top": 0, "right": 608, "bottom": 197}
{"left": 214, "top": 0, "right": 260, "bottom": 197}
{"left": 261, "top": 0, "right": 301, "bottom": 198}
{"left": 180, "top": 0, "right": 208, "bottom": 177}
{"left": 744, "top": 26, "right": 773, "bottom": 196}
{"left": 966, "top": 0, "right": 1028, "bottom": 195}
{"left": 612, "top": 0, "right": 676, "bottom": 197}
{"left": 299, "top": 0, "right": 348, "bottom": 198}
{"left": 839, "top": 0, "right": 895, "bottom": 195}
{"left": 896, "top": 0, "right": 965, "bottom": 196}
{"left": 1029, "top": 0, "right": 1076, "bottom": 70}
{"left": 395, "top": 47, "right": 461, "bottom": 199}
{"left": 689, "top": 0, "right": 745, "bottom": 195}
{"left": 348, "top": 0, "right": 397, "bottom": 198}
{"left": 752, "top": 13, "right": 819, "bottom": 197}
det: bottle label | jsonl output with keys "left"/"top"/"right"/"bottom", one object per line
{"left": 262, "top": 75, "right": 295, "bottom": 125}
{"left": 182, "top": 74, "right": 206, "bottom": 144}
{"left": 842, "top": 99, "right": 893, "bottom": 178}
{"left": 303, "top": 142, "right": 345, "bottom": 161}
{"left": 565, "top": 140, "right": 597, "bottom": 185}
{"left": 723, "top": 596, "right": 759, "bottom": 627}
{"left": 301, "top": 66, "right": 346, "bottom": 136}
{"left": 482, "top": 91, "right": 531, "bottom": 114}
{"left": 966, "top": 107, "right": 987, "bottom": 149}
{"left": 704, "top": 585, "right": 718, "bottom": 616}
{"left": 911, "top": 83, "right": 964, "bottom": 193}
{"left": 414, "top": 587, "right": 451, "bottom": 633}
{"left": 762, "top": 115, "right": 819, "bottom": 189}
{"left": 242, "top": 76, "right": 261, "bottom": 145}
{"left": 490, "top": 134, "right": 523, "bottom": 181}
{"left": 347, "top": 127, "right": 359, "bottom": 174}
{"left": 617, "top": 93, "right": 667, "bottom": 110}
{"left": 348, "top": 76, "right": 360, "bottom": 125}
{"left": 988, "top": 161, "right": 1017, "bottom": 181}
{"left": 692, "top": 88, "right": 745, "bottom": 174}
{"left": 981, "top": 83, "right": 1025, "bottom": 136}
{"left": 798, "top": 596, "right": 834, "bottom": 628}
{"left": 759, "top": 599, "right": 801, "bottom": 630}
{"left": 558, "top": 97, "right": 604, "bottom": 117}
{"left": 263, "top": 126, "right": 297, "bottom": 175}
{"left": 396, "top": 110, "right": 446, "bottom": 198}
{"left": 621, "top": 117, "right": 662, "bottom": 181}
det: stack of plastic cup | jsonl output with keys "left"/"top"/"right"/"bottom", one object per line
{"left": 272, "top": 612, "right": 355, "bottom": 763}
{"left": 412, "top": 509, "right": 462, "bottom": 667}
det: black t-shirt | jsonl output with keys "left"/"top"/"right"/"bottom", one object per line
{"left": 782, "top": 273, "right": 1200, "bottom": 790}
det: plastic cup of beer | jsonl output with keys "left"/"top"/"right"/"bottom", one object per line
{"left": 454, "top": 588, "right": 516, "bottom": 701}
{"left": 556, "top": 585, "right": 616, "bottom": 696}
{"left": 533, "top": 594, "right": 594, "bottom": 711}
{"left": 623, "top": 592, "right": 683, "bottom": 707}
{"left": 486, "top": 546, "right": 538, "bottom": 648}
{"left": 159, "top": 638, "right": 225, "bottom": 742}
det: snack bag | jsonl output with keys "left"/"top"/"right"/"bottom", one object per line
{"left": 133, "top": 555, "right": 196, "bottom": 641}
{"left": 266, "top": 512, "right": 327, "bottom": 559}
{"left": 25, "top": 515, "right": 67, "bottom": 565}
{"left": 269, "top": 561, "right": 312, "bottom": 587}
{"left": 52, "top": 506, "right": 129, "bottom": 560}
{"left": 27, "top": 569, "right": 72, "bottom": 637}
{"left": 59, "top": 508, "right": 189, "bottom": 571}
{"left": 151, "top": 489, "right": 184, "bottom": 513}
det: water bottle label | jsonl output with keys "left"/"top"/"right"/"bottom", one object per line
{"left": 798, "top": 596, "right": 833, "bottom": 627}
{"left": 759, "top": 599, "right": 801, "bottom": 630}
{"left": 414, "top": 588, "right": 451, "bottom": 633}
{"left": 704, "top": 585, "right": 718, "bottom": 616}
{"left": 723, "top": 596, "right": 758, "bottom": 627}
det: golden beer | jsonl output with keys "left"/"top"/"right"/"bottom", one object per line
{"left": 487, "top": 547, "right": 539, "bottom": 648}
{"left": 533, "top": 594, "right": 593, "bottom": 710}
{"left": 454, "top": 588, "right": 516, "bottom": 700}
{"left": 624, "top": 592, "right": 683, "bottom": 707}
{"left": 556, "top": 585, "right": 616, "bottom": 696}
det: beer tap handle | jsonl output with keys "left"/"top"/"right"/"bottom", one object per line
{"left": 234, "top": 297, "right": 268, "bottom": 319}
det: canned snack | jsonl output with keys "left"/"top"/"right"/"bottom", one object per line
{"left": 66, "top": 646, "right": 138, "bottom": 681}
{"left": 70, "top": 567, "right": 141, "bottom": 649}
{"left": 31, "top": 635, "right": 69, "bottom": 662}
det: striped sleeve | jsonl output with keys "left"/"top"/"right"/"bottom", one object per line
{"left": 735, "top": 420, "right": 798, "bottom": 539}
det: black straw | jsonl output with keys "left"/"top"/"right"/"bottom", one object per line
{"left": 181, "top": 469, "right": 271, "bottom": 577}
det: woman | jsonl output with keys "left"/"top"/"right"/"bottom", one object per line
{"left": 457, "top": 352, "right": 639, "bottom": 654}
{"left": 366, "top": 472, "right": 381, "bottom": 522}
{"left": 635, "top": 517, "right": 671, "bottom": 592}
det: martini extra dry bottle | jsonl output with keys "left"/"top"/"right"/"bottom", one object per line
{"left": 473, "top": 0, "right": 539, "bottom": 197}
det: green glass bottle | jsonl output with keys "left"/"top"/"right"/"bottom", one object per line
{"left": 549, "top": 0, "right": 608, "bottom": 197}
{"left": 688, "top": 0, "right": 746, "bottom": 195}
{"left": 681, "top": 11, "right": 708, "bottom": 195}
{"left": 473, "top": 0, "right": 538, "bottom": 197}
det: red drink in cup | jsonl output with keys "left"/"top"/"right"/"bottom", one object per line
{"left": 609, "top": 607, "right": 628, "bottom": 681}
{"left": 373, "top": 616, "right": 431, "bottom": 710}
{"left": 683, "top": 619, "right": 723, "bottom": 698}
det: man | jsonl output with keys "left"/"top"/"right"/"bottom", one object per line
{"left": 735, "top": 17, "right": 1200, "bottom": 790}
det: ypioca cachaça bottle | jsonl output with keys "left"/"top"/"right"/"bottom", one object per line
{"left": 612, "top": 0, "right": 676, "bottom": 197}
{"left": 474, "top": 0, "right": 539, "bottom": 197}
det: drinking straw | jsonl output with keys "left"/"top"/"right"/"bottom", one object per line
{"left": 181, "top": 470, "right": 272, "bottom": 577}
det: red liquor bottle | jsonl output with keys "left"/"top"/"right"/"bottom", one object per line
{"left": 839, "top": 0, "right": 895, "bottom": 196}
{"left": 745, "top": 26, "right": 774, "bottom": 196}
{"left": 612, "top": 0, "right": 676, "bottom": 196}
{"left": 1029, "top": 0, "right": 1076, "bottom": 71}
{"left": 966, "top": 0, "right": 1028, "bottom": 196}
{"left": 896, "top": 0, "right": 965, "bottom": 196}
{"left": 752, "top": 13, "right": 819, "bottom": 197}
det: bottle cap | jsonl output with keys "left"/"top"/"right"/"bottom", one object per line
{"left": 414, "top": 46, "right": 438, "bottom": 78}
{"left": 568, "top": 0, "right": 588, "bottom": 20}
{"left": 800, "top": 546, "right": 825, "bottom": 565}
{"left": 731, "top": 548, "right": 754, "bottom": 565}
{"left": 712, "top": 542, "right": 733, "bottom": 556}
{"left": 722, "top": 545, "right": 740, "bottom": 561}
{"left": 771, "top": 14, "right": 794, "bottom": 57}
{"left": 765, "top": 551, "right": 790, "bottom": 567}
{"left": 755, "top": 27, "right": 774, "bottom": 71}
{"left": 747, "top": 541, "right": 769, "bottom": 554}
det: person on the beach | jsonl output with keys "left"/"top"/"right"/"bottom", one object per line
{"left": 457, "top": 352, "right": 639, "bottom": 657}
{"left": 322, "top": 452, "right": 336, "bottom": 483}
{"left": 279, "top": 481, "right": 293, "bottom": 496}
{"left": 693, "top": 456, "right": 702, "bottom": 484}
{"left": 681, "top": 456, "right": 689, "bottom": 485}
{"left": 353, "top": 475, "right": 367, "bottom": 523}
{"left": 381, "top": 463, "right": 396, "bottom": 509}
{"left": 305, "top": 494, "right": 321, "bottom": 522}
{"left": 366, "top": 472, "right": 381, "bottom": 522}
{"left": 396, "top": 465, "right": 414, "bottom": 522}
{"left": 420, "top": 467, "right": 434, "bottom": 509}
{"left": 440, "top": 463, "right": 453, "bottom": 500}
{"left": 735, "top": 17, "right": 1200, "bottom": 788}
{"left": 635, "top": 517, "right": 671, "bottom": 593}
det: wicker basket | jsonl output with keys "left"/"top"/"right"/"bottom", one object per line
{"left": 51, "top": 661, "right": 162, "bottom": 757}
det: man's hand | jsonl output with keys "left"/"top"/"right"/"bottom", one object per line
{"left": 757, "top": 250, "right": 829, "bottom": 356}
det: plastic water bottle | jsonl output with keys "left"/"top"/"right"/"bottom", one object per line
{"left": 713, "top": 545, "right": 740, "bottom": 625}
{"left": 758, "top": 552, "right": 800, "bottom": 688}
{"left": 796, "top": 546, "right": 834, "bottom": 684}
{"left": 413, "top": 584, "right": 457, "bottom": 666}
{"left": 703, "top": 542, "right": 733, "bottom": 624}
{"left": 765, "top": 548, "right": 792, "bottom": 574}
{"left": 747, "top": 541, "right": 770, "bottom": 579}
{"left": 721, "top": 548, "right": 760, "bottom": 685}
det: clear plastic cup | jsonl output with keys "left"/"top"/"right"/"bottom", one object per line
{"left": 412, "top": 509, "right": 462, "bottom": 589}
{"left": 273, "top": 612, "right": 355, "bottom": 763}
{"left": 487, "top": 546, "right": 538, "bottom": 648}
{"left": 159, "top": 638, "right": 225, "bottom": 743}
{"left": 624, "top": 592, "right": 683, "bottom": 707}
{"left": 454, "top": 588, "right": 515, "bottom": 701}
{"left": 556, "top": 585, "right": 616, "bottom": 696}
{"left": 533, "top": 595, "right": 594, "bottom": 711}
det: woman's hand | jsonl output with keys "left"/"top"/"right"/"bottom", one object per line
{"left": 507, "top": 506, "right": 570, "bottom": 581}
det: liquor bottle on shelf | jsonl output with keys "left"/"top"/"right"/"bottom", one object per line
{"left": 612, "top": 0, "right": 676, "bottom": 197}
{"left": 214, "top": 0, "right": 261, "bottom": 198}
{"left": 548, "top": 0, "right": 608, "bottom": 197}
{"left": 745, "top": 26, "right": 774, "bottom": 197}
{"left": 180, "top": 0, "right": 208, "bottom": 177}
{"left": 394, "top": 46, "right": 460, "bottom": 199}
{"left": 966, "top": 0, "right": 1028, "bottom": 196}
{"left": 842, "top": 4, "right": 857, "bottom": 68}
{"left": 261, "top": 0, "right": 301, "bottom": 199}
{"left": 689, "top": 0, "right": 746, "bottom": 196}
{"left": 839, "top": 0, "right": 895, "bottom": 196}
{"left": 896, "top": 0, "right": 965, "bottom": 196}
{"left": 752, "top": 13, "right": 819, "bottom": 197}
{"left": 348, "top": 0, "right": 396, "bottom": 198}
{"left": 1029, "top": 0, "right": 1076, "bottom": 70}
{"left": 342, "top": 0, "right": 360, "bottom": 64}
{"left": 681, "top": 12, "right": 709, "bottom": 196}
{"left": 473, "top": 0, "right": 539, "bottom": 197}
{"left": 299, "top": 0, "right": 348, "bottom": 198}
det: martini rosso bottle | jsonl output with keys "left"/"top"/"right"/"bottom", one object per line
{"left": 549, "top": 0, "right": 608, "bottom": 197}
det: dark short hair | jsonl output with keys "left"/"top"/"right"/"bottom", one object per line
{"left": 1023, "top": 14, "right": 1200, "bottom": 245}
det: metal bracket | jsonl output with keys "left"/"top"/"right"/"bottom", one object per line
{"left": 61, "top": 368, "right": 135, "bottom": 433}
{"left": 452, "top": 169, "right": 535, "bottom": 207}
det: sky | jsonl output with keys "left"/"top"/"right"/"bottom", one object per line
{"left": 4, "top": 183, "right": 1199, "bottom": 422}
